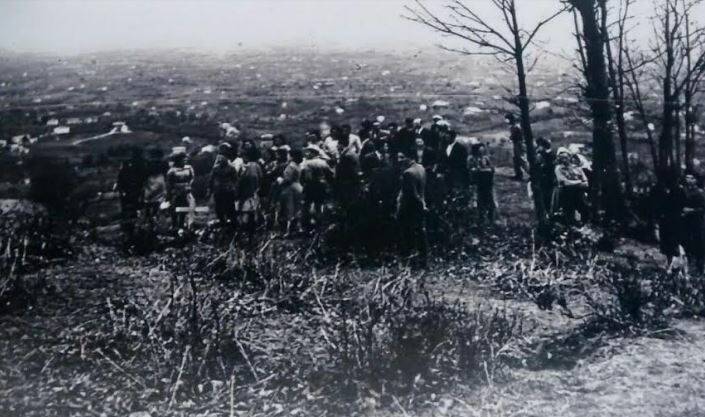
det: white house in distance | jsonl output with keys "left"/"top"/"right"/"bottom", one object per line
{"left": 66, "top": 117, "right": 82, "bottom": 125}
{"left": 431, "top": 100, "right": 450, "bottom": 109}
{"left": 53, "top": 126, "right": 71, "bottom": 135}
{"left": 46, "top": 118, "right": 59, "bottom": 127}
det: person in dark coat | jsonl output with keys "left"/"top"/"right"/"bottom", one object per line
{"left": 445, "top": 132, "right": 470, "bottom": 192}
{"left": 680, "top": 173, "right": 705, "bottom": 273}
{"left": 413, "top": 137, "right": 437, "bottom": 169}
{"left": 208, "top": 149, "right": 238, "bottom": 226}
{"left": 117, "top": 147, "right": 148, "bottom": 236}
{"left": 653, "top": 168, "right": 683, "bottom": 266}
{"left": 396, "top": 150, "right": 428, "bottom": 267}
{"left": 393, "top": 117, "right": 417, "bottom": 157}
{"left": 415, "top": 118, "right": 440, "bottom": 153}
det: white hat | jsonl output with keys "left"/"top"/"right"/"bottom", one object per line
{"left": 556, "top": 147, "right": 571, "bottom": 156}
{"left": 376, "top": 115, "right": 386, "bottom": 123}
{"left": 181, "top": 136, "right": 192, "bottom": 144}
{"left": 413, "top": 118, "right": 422, "bottom": 125}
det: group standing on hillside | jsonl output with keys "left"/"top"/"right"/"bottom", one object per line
{"left": 115, "top": 112, "right": 705, "bottom": 272}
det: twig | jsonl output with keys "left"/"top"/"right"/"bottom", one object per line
{"left": 168, "top": 344, "right": 191, "bottom": 410}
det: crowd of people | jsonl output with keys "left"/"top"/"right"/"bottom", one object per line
{"left": 117, "top": 112, "right": 705, "bottom": 270}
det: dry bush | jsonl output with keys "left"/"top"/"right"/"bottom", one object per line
{"left": 66, "top": 241, "right": 527, "bottom": 415}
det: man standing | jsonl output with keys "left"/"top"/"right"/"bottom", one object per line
{"left": 396, "top": 151, "right": 428, "bottom": 267}
{"left": 506, "top": 113, "right": 527, "bottom": 180}
{"left": 394, "top": 117, "right": 417, "bottom": 157}
{"left": 116, "top": 147, "right": 148, "bottom": 237}
{"left": 681, "top": 173, "right": 705, "bottom": 274}
{"left": 208, "top": 147, "right": 238, "bottom": 227}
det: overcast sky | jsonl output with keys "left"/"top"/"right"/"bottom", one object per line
{"left": 0, "top": 0, "right": 694, "bottom": 55}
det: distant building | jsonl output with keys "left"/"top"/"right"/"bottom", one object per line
{"left": 46, "top": 118, "right": 59, "bottom": 126}
{"left": 53, "top": 126, "right": 70, "bottom": 135}
{"left": 66, "top": 117, "right": 82, "bottom": 125}
{"left": 431, "top": 100, "right": 450, "bottom": 109}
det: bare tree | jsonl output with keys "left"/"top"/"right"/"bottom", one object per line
{"left": 649, "top": 0, "right": 705, "bottom": 174}
{"left": 601, "top": 0, "right": 634, "bottom": 195}
{"left": 404, "top": 0, "right": 566, "bottom": 229}
{"left": 568, "top": 0, "right": 627, "bottom": 224}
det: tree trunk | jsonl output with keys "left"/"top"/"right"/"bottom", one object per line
{"left": 510, "top": 7, "right": 546, "bottom": 229}
{"left": 573, "top": 0, "right": 626, "bottom": 224}
{"left": 660, "top": 7, "right": 676, "bottom": 174}
{"left": 600, "top": 0, "right": 631, "bottom": 196}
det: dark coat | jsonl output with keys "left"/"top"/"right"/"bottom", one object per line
{"left": 399, "top": 162, "right": 427, "bottom": 212}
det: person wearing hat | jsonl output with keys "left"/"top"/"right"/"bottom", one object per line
{"left": 166, "top": 149, "right": 195, "bottom": 232}
{"left": 554, "top": 147, "right": 589, "bottom": 224}
{"left": 302, "top": 145, "right": 334, "bottom": 231}
{"left": 506, "top": 113, "right": 528, "bottom": 180}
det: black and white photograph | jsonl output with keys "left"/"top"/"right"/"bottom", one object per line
{"left": 1, "top": 0, "right": 705, "bottom": 415}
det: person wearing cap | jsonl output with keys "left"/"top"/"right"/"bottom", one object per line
{"left": 166, "top": 149, "right": 195, "bottom": 232}
{"left": 208, "top": 151, "right": 238, "bottom": 227}
{"left": 235, "top": 145, "right": 263, "bottom": 245}
{"left": 554, "top": 147, "right": 589, "bottom": 224}
{"left": 302, "top": 145, "right": 334, "bottom": 231}
{"left": 506, "top": 113, "right": 528, "bottom": 180}
{"left": 396, "top": 149, "right": 428, "bottom": 267}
